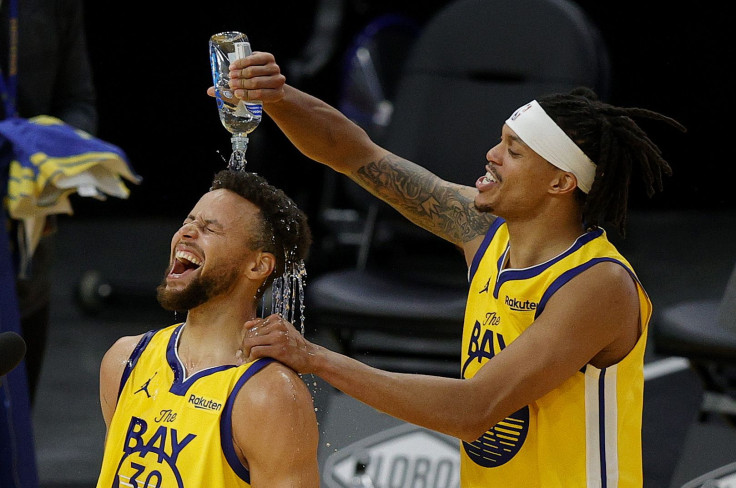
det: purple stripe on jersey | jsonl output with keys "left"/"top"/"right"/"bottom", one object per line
{"left": 118, "top": 329, "right": 157, "bottom": 399}
{"left": 221, "top": 357, "right": 276, "bottom": 483}
{"left": 166, "top": 324, "right": 185, "bottom": 385}
{"left": 493, "top": 228, "right": 603, "bottom": 299}
{"left": 598, "top": 368, "right": 608, "bottom": 488}
{"left": 469, "top": 217, "right": 505, "bottom": 282}
{"left": 534, "top": 257, "right": 638, "bottom": 319}
{"left": 165, "top": 324, "right": 240, "bottom": 396}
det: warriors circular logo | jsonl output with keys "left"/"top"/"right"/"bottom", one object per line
{"left": 462, "top": 406, "right": 529, "bottom": 467}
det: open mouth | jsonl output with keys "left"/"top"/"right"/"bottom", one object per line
{"left": 170, "top": 250, "right": 203, "bottom": 277}
{"left": 476, "top": 167, "right": 499, "bottom": 191}
{"left": 481, "top": 168, "right": 498, "bottom": 184}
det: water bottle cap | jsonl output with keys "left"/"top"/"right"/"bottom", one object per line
{"left": 231, "top": 134, "right": 249, "bottom": 150}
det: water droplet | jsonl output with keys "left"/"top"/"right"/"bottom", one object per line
{"left": 269, "top": 253, "right": 307, "bottom": 334}
{"left": 228, "top": 148, "right": 247, "bottom": 172}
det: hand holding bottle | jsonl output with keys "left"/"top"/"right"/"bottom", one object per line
{"left": 227, "top": 51, "right": 287, "bottom": 103}
{"left": 210, "top": 31, "right": 269, "bottom": 170}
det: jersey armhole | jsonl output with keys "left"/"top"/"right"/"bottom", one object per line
{"left": 469, "top": 218, "right": 505, "bottom": 282}
{"left": 220, "top": 357, "right": 276, "bottom": 483}
{"left": 117, "top": 329, "right": 157, "bottom": 399}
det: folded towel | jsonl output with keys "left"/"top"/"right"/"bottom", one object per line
{"left": 2, "top": 115, "right": 141, "bottom": 267}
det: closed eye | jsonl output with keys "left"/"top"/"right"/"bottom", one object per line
{"left": 181, "top": 216, "right": 223, "bottom": 234}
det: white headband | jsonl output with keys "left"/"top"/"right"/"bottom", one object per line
{"left": 505, "top": 100, "right": 596, "bottom": 194}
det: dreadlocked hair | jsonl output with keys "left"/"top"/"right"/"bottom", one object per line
{"left": 538, "top": 87, "right": 686, "bottom": 236}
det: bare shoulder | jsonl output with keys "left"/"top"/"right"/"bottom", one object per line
{"left": 546, "top": 260, "right": 641, "bottom": 367}
{"left": 99, "top": 333, "right": 146, "bottom": 427}
{"left": 231, "top": 361, "right": 319, "bottom": 485}
{"left": 101, "top": 334, "right": 145, "bottom": 372}
{"left": 100, "top": 334, "right": 147, "bottom": 400}
{"left": 577, "top": 259, "right": 637, "bottom": 296}
{"left": 232, "top": 361, "right": 317, "bottom": 443}
{"left": 238, "top": 361, "right": 315, "bottom": 414}
{"left": 550, "top": 259, "right": 639, "bottom": 316}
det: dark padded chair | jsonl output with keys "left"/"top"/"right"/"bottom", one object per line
{"left": 680, "top": 461, "right": 736, "bottom": 488}
{"left": 653, "top": 261, "right": 736, "bottom": 425}
{"left": 306, "top": 0, "right": 611, "bottom": 377}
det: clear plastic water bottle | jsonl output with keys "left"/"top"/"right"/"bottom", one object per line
{"left": 209, "top": 31, "right": 263, "bottom": 170}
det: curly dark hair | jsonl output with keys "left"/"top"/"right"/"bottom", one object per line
{"left": 538, "top": 87, "right": 686, "bottom": 236}
{"left": 209, "top": 170, "right": 312, "bottom": 294}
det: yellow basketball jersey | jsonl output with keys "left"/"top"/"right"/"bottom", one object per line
{"left": 461, "top": 219, "right": 651, "bottom": 488}
{"left": 96, "top": 324, "right": 275, "bottom": 488}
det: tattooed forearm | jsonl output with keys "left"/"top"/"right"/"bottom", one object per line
{"left": 354, "top": 154, "right": 494, "bottom": 245}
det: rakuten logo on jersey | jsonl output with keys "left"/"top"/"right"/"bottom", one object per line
{"left": 504, "top": 295, "right": 537, "bottom": 312}
{"left": 188, "top": 394, "right": 222, "bottom": 411}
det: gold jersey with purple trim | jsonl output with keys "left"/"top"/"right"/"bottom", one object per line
{"left": 460, "top": 219, "right": 651, "bottom": 488}
{"left": 96, "top": 323, "right": 274, "bottom": 488}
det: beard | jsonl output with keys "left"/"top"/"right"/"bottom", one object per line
{"left": 156, "top": 264, "right": 239, "bottom": 312}
{"left": 473, "top": 199, "right": 495, "bottom": 214}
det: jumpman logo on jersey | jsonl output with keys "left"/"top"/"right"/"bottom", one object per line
{"left": 134, "top": 372, "right": 157, "bottom": 398}
{"left": 479, "top": 277, "right": 491, "bottom": 294}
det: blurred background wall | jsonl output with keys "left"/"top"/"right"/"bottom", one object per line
{"left": 78, "top": 0, "right": 735, "bottom": 226}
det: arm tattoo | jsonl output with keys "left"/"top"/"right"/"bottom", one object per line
{"left": 354, "top": 154, "right": 494, "bottom": 245}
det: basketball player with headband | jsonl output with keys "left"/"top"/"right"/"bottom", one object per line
{"left": 230, "top": 51, "right": 684, "bottom": 487}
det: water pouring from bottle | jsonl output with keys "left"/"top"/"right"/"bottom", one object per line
{"left": 269, "top": 253, "right": 307, "bottom": 336}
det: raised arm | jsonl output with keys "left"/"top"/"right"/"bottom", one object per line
{"left": 228, "top": 52, "right": 494, "bottom": 251}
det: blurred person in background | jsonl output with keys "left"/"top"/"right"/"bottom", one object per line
{"left": 0, "top": 2, "right": 96, "bottom": 485}
{"left": 1, "top": 0, "right": 97, "bottom": 404}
